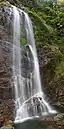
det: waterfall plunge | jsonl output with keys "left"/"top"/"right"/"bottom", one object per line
{"left": 13, "top": 6, "right": 57, "bottom": 123}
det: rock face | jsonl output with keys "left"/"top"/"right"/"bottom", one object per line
{"left": 0, "top": 4, "right": 14, "bottom": 126}
{"left": 0, "top": 5, "right": 13, "bottom": 42}
{"left": 37, "top": 44, "right": 64, "bottom": 112}
{"left": 37, "top": 44, "right": 64, "bottom": 129}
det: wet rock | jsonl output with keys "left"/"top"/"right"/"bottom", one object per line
{"left": 54, "top": 113, "right": 64, "bottom": 121}
{"left": 0, "top": 40, "right": 13, "bottom": 99}
{"left": 0, "top": 126, "right": 13, "bottom": 129}
{"left": 0, "top": 5, "right": 13, "bottom": 42}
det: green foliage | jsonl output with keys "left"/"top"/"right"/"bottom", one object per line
{"left": 19, "top": 0, "right": 37, "bottom": 8}
{"left": 16, "top": 0, "right": 64, "bottom": 84}
{"left": 25, "top": 2, "right": 64, "bottom": 47}
{"left": 23, "top": 1, "right": 64, "bottom": 82}
{"left": 56, "top": 60, "right": 64, "bottom": 77}
{"left": 26, "top": 8, "right": 53, "bottom": 33}
{"left": 20, "top": 39, "right": 26, "bottom": 46}
{"left": 57, "top": 0, "right": 64, "bottom": 5}
{"left": 0, "top": 1, "right": 11, "bottom": 7}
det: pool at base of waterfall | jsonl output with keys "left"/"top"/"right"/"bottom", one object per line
{"left": 14, "top": 92, "right": 57, "bottom": 124}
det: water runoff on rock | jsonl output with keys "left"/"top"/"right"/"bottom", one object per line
{"left": 12, "top": 6, "right": 57, "bottom": 123}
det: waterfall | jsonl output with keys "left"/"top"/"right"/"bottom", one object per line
{"left": 13, "top": 6, "right": 57, "bottom": 123}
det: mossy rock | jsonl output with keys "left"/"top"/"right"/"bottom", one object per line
{"left": 0, "top": 1, "right": 11, "bottom": 7}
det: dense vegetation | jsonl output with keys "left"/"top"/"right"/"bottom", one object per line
{"left": 19, "top": 0, "right": 64, "bottom": 87}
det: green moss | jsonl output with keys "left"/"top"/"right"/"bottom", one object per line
{"left": 20, "top": 39, "right": 26, "bottom": 46}
{"left": 56, "top": 60, "right": 64, "bottom": 77}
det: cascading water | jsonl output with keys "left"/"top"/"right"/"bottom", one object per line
{"left": 13, "top": 6, "right": 57, "bottom": 123}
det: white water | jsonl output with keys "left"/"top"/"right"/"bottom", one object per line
{"left": 13, "top": 6, "right": 57, "bottom": 123}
